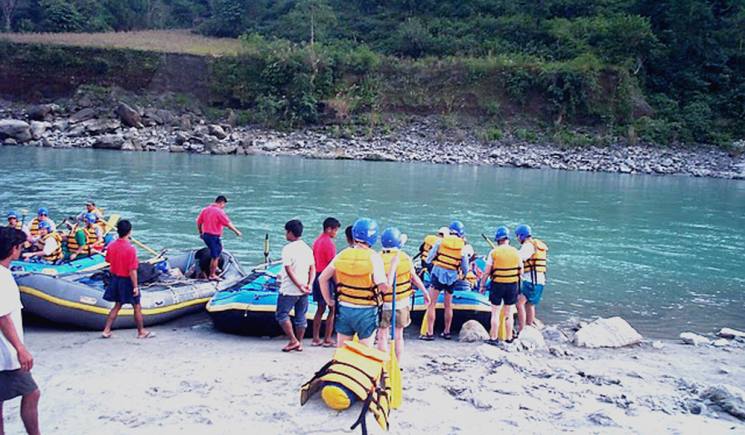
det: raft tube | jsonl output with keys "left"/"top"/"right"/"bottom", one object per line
{"left": 14, "top": 249, "right": 246, "bottom": 329}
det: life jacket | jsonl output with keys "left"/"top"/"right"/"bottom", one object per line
{"left": 300, "top": 341, "right": 390, "bottom": 433}
{"left": 67, "top": 224, "right": 81, "bottom": 253}
{"left": 432, "top": 235, "right": 464, "bottom": 271}
{"left": 67, "top": 225, "right": 99, "bottom": 256}
{"left": 29, "top": 217, "right": 41, "bottom": 238}
{"left": 490, "top": 245, "right": 522, "bottom": 284}
{"left": 380, "top": 250, "right": 412, "bottom": 303}
{"left": 419, "top": 234, "right": 438, "bottom": 264}
{"left": 85, "top": 226, "right": 100, "bottom": 252}
{"left": 523, "top": 238, "right": 548, "bottom": 281}
{"left": 465, "top": 271, "right": 478, "bottom": 287}
{"left": 43, "top": 232, "right": 63, "bottom": 263}
{"left": 7, "top": 221, "right": 21, "bottom": 230}
{"left": 334, "top": 248, "right": 379, "bottom": 306}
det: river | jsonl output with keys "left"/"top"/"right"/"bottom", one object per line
{"left": 2, "top": 147, "right": 744, "bottom": 338}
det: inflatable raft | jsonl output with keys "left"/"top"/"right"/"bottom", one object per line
{"left": 13, "top": 249, "right": 246, "bottom": 329}
{"left": 207, "top": 262, "right": 325, "bottom": 336}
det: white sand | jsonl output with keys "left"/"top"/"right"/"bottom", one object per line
{"left": 3, "top": 314, "right": 744, "bottom": 434}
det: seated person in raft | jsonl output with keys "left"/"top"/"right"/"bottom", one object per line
{"left": 22, "top": 220, "right": 64, "bottom": 264}
{"left": 68, "top": 213, "right": 104, "bottom": 260}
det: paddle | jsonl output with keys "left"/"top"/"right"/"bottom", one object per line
{"left": 387, "top": 234, "right": 407, "bottom": 410}
{"left": 20, "top": 208, "right": 29, "bottom": 226}
{"left": 481, "top": 232, "right": 509, "bottom": 341}
{"left": 263, "top": 233, "right": 270, "bottom": 264}
{"left": 100, "top": 216, "right": 161, "bottom": 258}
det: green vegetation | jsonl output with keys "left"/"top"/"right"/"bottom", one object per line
{"left": 1, "top": 0, "right": 743, "bottom": 144}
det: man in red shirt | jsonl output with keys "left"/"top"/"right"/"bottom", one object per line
{"left": 196, "top": 195, "right": 242, "bottom": 281}
{"left": 311, "top": 217, "right": 340, "bottom": 347}
{"left": 101, "top": 220, "right": 152, "bottom": 339}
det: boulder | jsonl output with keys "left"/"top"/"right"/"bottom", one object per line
{"left": 458, "top": 320, "right": 489, "bottom": 342}
{"left": 27, "top": 104, "right": 53, "bottom": 121}
{"left": 208, "top": 124, "right": 228, "bottom": 139}
{"left": 92, "top": 134, "right": 125, "bottom": 150}
{"left": 680, "top": 332, "right": 710, "bottom": 346}
{"left": 0, "top": 119, "right": 32, "bottom": 143}
{"left": 712, "top": 339, "right": 730, "bottom": 348}
{"left": 179, "top": 114, "right": 192, "bottom": 130}
{"left": 70, "top": 108, "right": 97, "bottom": 124}
{"left": 116, "top": 102, "right": 143, "bottom": 128}
{"left": 700, "top": 384, "right": 745, "bottom": 420}
{"left": 516, "top": 325, "right": 547, "bottom": 351}
{"left": 30, "top": 121, "right": 50, "bottom": 140}
{"left": 85, "top": 118, "right": 121, "bottom": 135}
{"left": 169, "top": 145, "right": 186, "bottom": 153}
{"left": 204, "top": 137, "right": 237, "bottom": 155}
{"left": 542, "top": 325, "right": 570, "bottom": 343}
{"left": 718, "top": 328, "right": 745, "bottom": 340}
{"left": 573, "top": 317, "right": 642, "bottom": 348}
{"left": 363, "top": 152, "right": 396, "bottom": 162}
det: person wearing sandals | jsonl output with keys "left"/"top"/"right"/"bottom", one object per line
{"left": 311, "top": 217, "right": 340, "bottom": 347}
{"left": 421, "top": 220, "right": 469, "bottom": 341}
{"left": 196, "top": 195, "right": 242, "bottom": 281}
{"left": 101, "top": 220, "right": 153, "bottom": 339}
{"left": 276, "top": 220, "right": 315, "bottom": 352}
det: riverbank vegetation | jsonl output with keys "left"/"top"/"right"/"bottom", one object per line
{"left": 1, "top": 0, "right": 743, "bottom": 147}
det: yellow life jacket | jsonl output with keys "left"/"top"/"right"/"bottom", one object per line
{"left": 432, "top": 235, "right": 464, "bottom": 271}
{"left": 420, "top": 234, "right": 438, "bottom": 263}
{"left": 67, "top": 224, "right": 81, "bottom": 253}
{"left": 85, "top": 226, "right": 100, "bottom": 252}
{"left": 334, "top": 248, "right": 380, "bottom": 306}
{"left": 524, "top": 238, "right": 548, "bottom": 276}
{"left": 43, "top": 232, "right": 63, "bottom": 263}
{"left": 490, "top": 245, "right": 522, "bottom": 284}
{"left": 300, "top": 341, "right": 390, "bottom": 432}
{"left": 466, "top": 271, "right": 478, "bottom": 287}
{"left": 380, "top": 250, "right": 412, "bottom": 303}
{"left": 29, "top": 217, "right": 41, "bottom": 238}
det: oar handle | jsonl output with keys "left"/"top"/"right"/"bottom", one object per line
{"left": 100, "top": 217, "right": 160, "bottom": 258}
{"left": 263, "top": 233, "right": 269, "bottom": 263}
{"left": 481, "top": 233, "right": 497, "bottom": 250}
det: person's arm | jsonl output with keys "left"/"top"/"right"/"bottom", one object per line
{"left": 196, "top": 210, "right": 204, "bottom": 235}
{"left": 387, "top": 254, "right": 401, "bottom": 287}
{"left": 70, "top": 230, "right": 87, "bottom": 259}
{"left": 0, "top": 314, "right": 33, "bottom": 371}
{"left": 130, "top": 267, "right": 139, "bottom": 297}
{"left": 227, "top": 222, "right": 242, "bottom": 237}
{"left": 460, "top": 253, "right": 469, "bottom": 276}
{"left": 518, "top": 243, "right": 534, "bottom": 262}
{"left": 306, "top": 264, "right": 316, "bottom": 294}
{"left": 425, "top": 240, "right": 440, "bottom": 264}
{"left": 372, "top": 254, "right": 391, "bottom": 296}
{"left": 319, "top": 263, "right": 336, "bottom": 306}
{"left": 410, "top": 264, "right": 431, "bottom": 305}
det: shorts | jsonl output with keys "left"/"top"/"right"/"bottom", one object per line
{"left": 275, "top": 294, "right": 309, "bottom": 328}
{"left": 103, "top": 275, "right": 141, "bottom": 305}
{"left": 379, "top": 306, "right": 412, "bottom": 329}
{"left": 489, "top": 282, "right": 519, "bottom": 306}
{"left": 521, "top": 281, "right": 544, "bottom": 306}
{"left": 201, "top": 233, "right": 223, "bottom": 259}
{"left": 0, "top": 369, "right": 38, "bottom": 401}
{"left": 431, "top": 273, "right": 456, "bottom": 294}
{"left": 312, "top": 273, "right": 336, "bottom": 303}
{"left": 335, "top": 305, "right": 378, "bottom": 340}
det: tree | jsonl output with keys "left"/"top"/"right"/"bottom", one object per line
{"left": 280, "top": 0, "right": 337, "bottom": 45}
{"left": 1, "top": 0, "right": 18, "bottom": 32}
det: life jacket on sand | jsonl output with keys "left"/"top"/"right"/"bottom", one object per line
{"left": 335, "top": 248, "right": 380, "bottom": 307}
{"left": 380, "top": 250, "right": 412, "bottom": 303}
{"left": 300, "top": 341, "right": 391, "bottom": 434}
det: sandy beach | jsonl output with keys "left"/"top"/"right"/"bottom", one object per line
{"left": 2, "top": 313, "right": 744, "bottom": 434}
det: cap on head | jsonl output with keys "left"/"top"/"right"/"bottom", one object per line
{"left": 494, "top": 226, "right": 510, "bottom": 242}
{"left": 448, "top": 220, "right": 465, "bottom": 237}
{"left": 85, "top": 212, "right": 98, "bottom": 224}
{"left": 38, "top": 220, "right": 52, "bottom": 231}
{"left": 6, "top": 210, "right": 18, "bottom": 220}
{"left": 515, "top": 224, "right": 532, "bottom": 241}
{"left": 437, "top": 226, "right": 450, "bottom": 237}
{"left": 351, "top": 218, "right": 378, "bottom": 246}
{"left": 381, "top": 227, "right": 403, "bottom": 249}
{"left": 38, "top": 207, "right": 49, "bottom": 216}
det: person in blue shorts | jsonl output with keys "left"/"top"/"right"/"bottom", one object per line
{"left": 515, "top": 224, "right": 548, "bottom": 332}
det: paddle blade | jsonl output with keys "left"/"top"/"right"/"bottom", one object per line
{"left": 498, "top": 308, "right": 508, "bottom": 341}
{"left": 353, "top": 334, "right": 359, "bottom": 343}
{"left": 419, "top": 312, "right": 428, "bottom": 336}
{"left": 388, "top": 343, "right": 402, "bottom": 409}
{"left": 102, "top": 214, "right": 120, "bottom": 235}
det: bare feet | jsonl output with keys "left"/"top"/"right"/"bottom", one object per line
{"left": 137, "top": 331, "right": 155, "bottom": 339}
{"left": 101, "top": 331, "right": 113, "bottom": 339}
{"left": 322, "top": 339, "right": 336, "bottom": 348}
{"left": 282, "top": 341, "right": 301, "bottom": 352}
{"left": 311, "top": 339, "right": 323, "bottom": 347}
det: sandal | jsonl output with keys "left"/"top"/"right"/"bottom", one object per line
{"left": 101, "top": 332, "right": 113, "bottom": 339}
{"left": 137, "top": 331, "right": 156, "bottom": 339}
{"left": 322, "top": 340, "right": 336, "bottom": 348}
{"left": 419, "top": 334, "right": 435, "bottom": 341}
{"left": 311, "top": 340, "right": 323, "bottom": 347}
{"left": 439, "top": 332, "right": 452, "bottom": 340}
{"left": 282, "top": 342, "right": 301, "bottom": 352}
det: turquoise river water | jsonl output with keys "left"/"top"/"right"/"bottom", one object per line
{"left": 2, "top": 147, "right": 744, "bottom": 338}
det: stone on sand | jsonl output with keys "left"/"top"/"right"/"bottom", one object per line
{"left": 459, "top": 320, "right": 489, "bottom": 342}
{"left": 516, "top": 325, "right": 547, "bottom": 351}
{"left": 573, "top": 317, "right": 642, "bottom": 348}
{"left": 718, "top": 328, "right": 745, "bottom": 340}
{"left": 680, "top": 332, "right": 711, "bottom": 346}
{"left": 700, "top": 384, "right": 745, "bottom": 420}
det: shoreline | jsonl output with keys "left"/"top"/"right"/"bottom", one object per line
{"left": 1, "top": 97, "right": 744, "bottom": 181}
{"left": 4, "top": 314, "right": 744, "bottom": 434}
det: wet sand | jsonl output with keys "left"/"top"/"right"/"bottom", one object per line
{"left": 3, "top": 314, "right": 744, "bottom": 434}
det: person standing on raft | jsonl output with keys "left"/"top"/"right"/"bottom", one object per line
{"left": 276, "top": 219, "right": 315, "bottom": 352}
{"left": 311, "top": 217, "right": 340, "bottom": 347}
{"left": 318, "top": 218, "right": 389, "bottom": 348}
{"left": 421, "top": 220, "right": 469, "bottom": 340}
{"left": 376, "top": 227, "right": 430, "bottom": 362}
{"left": 480, "top": 226, "right": 522, "bottom": 343}
{"left": 515, "top": 224, "right": 548, "bottom": 332}
{"left": 101, "top": 220, "right": 152, "bottom": 339}
{"left": 196, "top": 195, "right": 242, "bottom": 281}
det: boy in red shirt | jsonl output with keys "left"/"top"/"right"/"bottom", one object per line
{"left": 101, "top": 220, "right": 152, "bottom": 339}
{"left": 196, "top": 195, "right": 242, "bottom": 281}
{"left": 310, "top": 217, "right": 340, "bottom": 347}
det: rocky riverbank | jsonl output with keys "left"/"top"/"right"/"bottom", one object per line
{"left": 1, "top": 91, "right": 744, "bottom": 180}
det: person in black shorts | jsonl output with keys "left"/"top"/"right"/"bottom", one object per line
{"left": 480, "top": 226, "right": 523, "bottom": 344}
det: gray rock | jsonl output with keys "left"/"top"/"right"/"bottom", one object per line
{"left": 3, "top": 138, "right": 17, "bottom": 146}
{"left": 363, "top": 151, "right": 396, "bottom": 162}
{"left": 652, "top": 340, "right": 665, "bottom": 350}
{"left": 115, "top": 102, "right": 143, "bottom": 128}
{"left": 85, "top": 118, "right": 121, "bottom": 135}
{"left": 179, "top": 114, "right": 192, "bottom": 130}
{"left": 587, "top": 411, "right": 618, "bottom": 427}
{"left": 680, "top": 332, "right": 710, "bottom": 346}
{"left": 0, "top": 119, "right": 32, "bottom": 143}
{"left": 29, "top": 121, "right": 50, "bottom": 140}
{"left": 92, "top": 134, "right": 125, "bottom": 150}
{"left": 52, "top": 120, "right": 69, "bottom": 131}
{"left": 121, "top": 140, "right": 136, "bottom": 152}
{"left": 542, "top": 325, "right": 569, "bottom": 343}
{"left": 700, "top": 384, "right": 745, "bottom": 420}
{"left": 573, "top": 317, "right": 642, "bottom": 348}
{"left": 712, "top": 338, "right": 730, "bottom": 348}
{"left": 208, "top": 124, "right": 228, "bottom": 139}
{"left": 169, "top": 145, "right": 186, "bottom": 153}
{"left": 517, "top": 325, "right": 547, "bottom": 351}
{"left": 70, "top": 108, "right": 97, "bottom": 124}
{"left": 718, "top": 328, "right": 745, "bottom": 339}
{"left": 458, "top": 320, "right": 489, "bottom": 342}
{"left": 204, "top": 137, "right": 237, "bottom": 155}
{"left": 27, "top": 104, "right": 53, "bottom": 121}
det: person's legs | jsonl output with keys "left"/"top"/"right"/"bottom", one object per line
{"left": 489, "top": 304, "right": 499, "bottom": 340}
{"left": 359, "top": 334, "right": 376, "bottom": 348}
{"left": 394, "top": 326, "right": 405, "bottom": 362}
{"left": 312, "top": 300, "right": 327, "bottom": 345}
{"left": 527, "top": 304, "right": 536, "bottom": 327}
{"left": 20, "top": 388, "right": 41, "bottom": 435}
{"left": 276, "top": 295, "right": 299, "bottom": 350}
{"left": 323, "top": 304, "right": 336, "bottom": 346}
{"left": 133, "top": 304, "right": 150, "bottom": 338}
{"left": 502, "top": 304, "right": 514, "bottom": 340}
{"left": 336, "top": 333, "right": 352, "bottom": 348}
{"left": 426, "top": 288, "right": 440, "bottom": 336}
{"left": 102, "top": 302, "right": 122, "bottom": 336}
{"left": 376, "top": 327, "right": 390, "bottom": 353}
{"left": 443, "top": 291, "right": 453, "bottom": 334}
{"left": 516, "top": 294, "right": 527, "bottom": 333}
{"left": 293, "top": 296, "right": 308, "bottom": 347}
{"left": 209, "top": 257, "right": 219, "bottom": 280}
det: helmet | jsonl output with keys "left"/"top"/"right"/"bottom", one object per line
{"left": 494, "top": 226, "right": 510, "bottom": 242}
{"left": 515, "top": 224, "right": 532, "bottom": 241}
{"left": 351, "top": 218, "right": 379, "bottom": 246}
{"left": 381, "top": 227, "right": 403, "bottom": 249}
{"left": 38, "top": 220, "right": 52, "bottom": 231}
{"left": 37, "top": 207, "right": 49, "bottom": 216}
{"left": 436, "top": 226, "right": 450, "bottom": 237}
{"left": 6, "top": 210, "right": 18, "bottom": 220}
{"left": 85, "top": 212, "right": 98, "bottom": 224}
{"left": 448, "top": 220, "right": 465, "bottom": 237}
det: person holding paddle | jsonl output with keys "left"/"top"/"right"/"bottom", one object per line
{"left": 196, "top": 195, "right": 242, "bottom": 281}
{"left": 480, "top": 226, "right": 522, "bottom": 344}
{"left": 376, "top": 227, "right": 430, "bottom": 362}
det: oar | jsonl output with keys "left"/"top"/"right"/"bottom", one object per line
{"left": 100, "top": 217, "right": 161, "bottom": 258}
{"left": 387, "top": 234, "right": 407, "bottom": 410}
{"left": 482, "top": 232, "right": 509, "bottom": 341}
{"left": 263, "top": 233, "right": 270, "bottom": 264}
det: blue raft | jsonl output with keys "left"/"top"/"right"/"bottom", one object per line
{"left": 11, "top": 254, "right": 108, "bottom": 276}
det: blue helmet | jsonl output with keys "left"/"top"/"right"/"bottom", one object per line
{"left": 6, "top": 210, "right": 18, "bottom": 220}
{"left": 352, "top": 218, "right": 379, "bottom": 246}
{"left": 494, "top": 226, "right": 510, "bottom": 242}
{"left": 381, "top": 227, "right": 403, "bottom": 249}
{"left": 448, "top": 220, "right": 465, "bottom": 237}
{"left": 38, "top": 220, "right": 52, "bottom": 231}
{"left": 85, "top": 212, "right": 98, "bottom": 224}
{"left": 515, "top": 224, "right": 532, "bottom": 241}
{"left": 37, "top": 207, "right": 49, "bottom": 216}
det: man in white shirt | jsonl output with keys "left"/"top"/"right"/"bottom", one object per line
{"left": 0, "top": 227, "right": 41, "bottom": 435}
{"left": 275, "top": 219, "right": 315, "bottom": 353}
